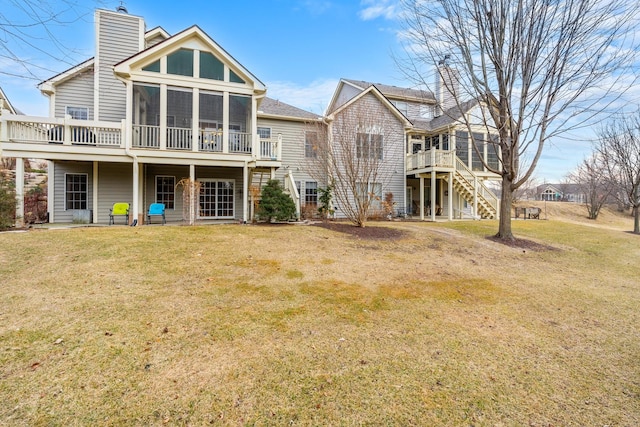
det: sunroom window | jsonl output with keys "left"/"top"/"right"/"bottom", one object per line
{"left": 200, "top": 51, "right": 224, "bottom": 81}
{"left": 229, "top": 69, "right": 245, "bottom": 84}
{"left": 167, "top": 49, "right": 194, "bottom": 77}
{"left": 142, "top": 59, "right": 160, "bottom": 72}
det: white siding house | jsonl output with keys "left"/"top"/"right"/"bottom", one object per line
{"left": 0, "top": 7, "right": 499, "bottom": 227}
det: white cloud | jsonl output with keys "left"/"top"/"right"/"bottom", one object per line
{"left": 298, "top": 0, "right": 333, "bottom": 15}
{"left": 265, "top": 78, "right": 339, "bottom": 115}
{"left": 358, "top": 0, "right": 400, "bottom": 21}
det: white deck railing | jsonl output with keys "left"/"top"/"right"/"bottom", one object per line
{"left": 199, "top": 130, "right": 223, "bottom": 152}
{"left": 1, "top": 113, "right": 280, "bottom": 160}
{"left": 406, "top": 149, "right": 454, "bottom": 171}
{"left": 229, "top": 132, "right": 252, "bottom": 153}
{"left": 260, "top": 138, "right": 277, "bottom": 159}
{"left": 4, "top": 115, "right": 123, "bottom": 147}
{"left": 132, "top": 124, "right": 160, "bottom": 148}
{"left": 167, "top": 127, "right": 192, "bottom": 150}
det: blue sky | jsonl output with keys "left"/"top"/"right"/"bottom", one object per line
{"left": 1, "top": 0, "right": 632, "bottom": 183}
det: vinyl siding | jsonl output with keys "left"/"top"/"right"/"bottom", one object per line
{"left": 54, "top": 69, "right": 95, "bottom": 120}
{"left": 53, "top": 161, "right": 93, "bottom": 223}
{"left": 96, "top": 10, "right": 143, "bottom": 122}
{"left": 145, "top": 34, "right": 166, "bottom": 49}
{"left": 144, "top": 165, "right": 189, "bottom": 223}
{"left": 331, "top": 92, "right": 406, "bottom": 218}
{"left": 257, "top": 118, "right": 323, "bottom": 189}
{"left": 97, "top": 162, "right": 133, "bottom": 223}
{"left": 332, "top": 84, "right": 361, "bottom": 112}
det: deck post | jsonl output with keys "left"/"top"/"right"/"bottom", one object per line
{"left": 448, "top": 171, "right": 453, "bottom": 220}
{"left": 419, "top": 176, "right": 425, "bottom": 220}
{"left": 189, "top": 164, "right": 195, "bottom": 225}
{"left": 93, "top": 162, "right": 99, "bottom": 224}
{"left": 15, "top": 157, "right": 24, "bottom": 228}
{"left": 431, "top": 170, "right": 436, "bottom": 221}
{"left": 473, "top": 176, "right": 478, "bottom": 218}
{"left": 243, "top": 162, "right": 249, "bottom": 223}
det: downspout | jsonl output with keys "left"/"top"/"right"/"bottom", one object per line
{"left": 121, "top": 78, "right": 139, "bottom": 225}
{"left": 124, "top": 120, "right": 139, "bottom": 226}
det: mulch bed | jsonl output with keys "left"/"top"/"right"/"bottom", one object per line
{"left": 486, "top": 235, "right": 558, "bottom": 252}
{"left": 312, "top": 221, "right": 407, "bottom": 240}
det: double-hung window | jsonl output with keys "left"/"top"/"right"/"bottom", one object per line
{"left": 305, "top": 132, "right": 318, "bottom": 158}
{"left": 356, "top": 133, "right": 383, "bottom": 160}
{"left": 156, "top": 176, "right": 175, "bottom": 209}
{"left": 65, "top": 174, "right": 88, "bottom": 210}
{"left": 305, "top": 182, "right": 318, "bottom": 206}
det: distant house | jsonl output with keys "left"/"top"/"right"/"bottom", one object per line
{"left": 536, "top": 183, "right": 586, "bottom": 203}
{"left": 0, "top": 7, "right": 500, "bottom": 227}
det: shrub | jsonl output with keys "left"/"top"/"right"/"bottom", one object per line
{"left": 0, "top": 175, "right": 16, "bottom": 230}
{"left": 258, "top": 179, "right": 296, "bottom": 222}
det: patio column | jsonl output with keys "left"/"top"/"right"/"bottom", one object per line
{"left": 132, "top": 160, "right": 139, "bottom": 225}
{"left": 243, "top": 162, "right": 249, "bottom": 223}
{"left": 448, "top": 171, "right": 453, "bottom": 220}
{"left": 47, "top": 161, "right": 55, "bottom": 223}
{"left": 419, "top": 176, "right": 424, "bottom": 221}
{"left": 431, "top": 170, "right": 436, "bottom": 221}
{"left": 473, "top": 176, "right": 478, "bottom": 218}
{"left": 189, "top": 164, "right": 195, "bottom": 225}
{"left": 15, "top": 157, "right": 24, "bottom": 228}
{"left": 93, "top": 162, "right": 99, "bottom": 224}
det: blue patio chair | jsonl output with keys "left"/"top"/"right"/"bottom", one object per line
{"left": 147, "top": 203, "right": 166, "bottom": 225}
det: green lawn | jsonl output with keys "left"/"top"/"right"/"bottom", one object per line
{"left": 1, "top": 219, "right": 639, "bottom": 425}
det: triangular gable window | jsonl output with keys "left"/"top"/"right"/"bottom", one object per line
{"left": 200, "top": 51, "right": 224, "bottom": 81}
{"left": 167, "top": 48, "right": 194, "bottom": 77}
{"left": 229, "top": 70, "right": 245, "bottom": 84}
{"left": 142, "top": 59, "right": 160, "bottom": 72}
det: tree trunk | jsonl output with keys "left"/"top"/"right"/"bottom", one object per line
{"left": 634, "top": 205, "right": 640, "bottom": 234}
{"left": 497, "top": 175, "right": 515, "bottom": 240}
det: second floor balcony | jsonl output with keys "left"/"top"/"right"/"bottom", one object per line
{"left": 0, "top": 114, "right": 281, "bottom": 162}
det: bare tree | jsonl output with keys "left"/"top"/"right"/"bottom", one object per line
{"left": 305, "top": 95, "right": 404, "bottom": 227}
{"left": 0, "top": 1, "right": 98, "bottom": 81}
{"left": 568, "top": 156, "right": 613, "bottom": 220}
{"left": 595, "top": 113, "right": 640, "bottom": 233}
{"left": 401, "top": 0, "right": 639, "bottom": 240}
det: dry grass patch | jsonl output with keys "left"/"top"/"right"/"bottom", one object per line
{"left": 1, "top": 218, "right": 639, "bottom": 425}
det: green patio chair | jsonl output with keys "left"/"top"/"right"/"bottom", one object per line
{"left": 147, "top": 203, "right": 166, "bottom": 225}
{"left": 109, "top": 202, "right": 130, "bottom": 225}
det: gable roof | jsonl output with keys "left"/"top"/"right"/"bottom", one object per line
{"left": 412, "top": 99, "right": 478, "bottom": 132}
{"left": 342, "top": 78, "right": 435, "bottom": 102}
{"left": 258, "top": 97, "right": 322, "bottom": 121}
{"left": 328, "top": 85, "right": 413, "bottom": 129}
{"left": 114, "top": 25, "right": 265, "bottom": 92}
{"left": 38, "top": 57, "right": 95, "bottom": 94}
{"left": 0, "top": 86, "right": 18, "bottom": 114}
{"left": 145, "top": 26, "right": 170, "bottom": 41}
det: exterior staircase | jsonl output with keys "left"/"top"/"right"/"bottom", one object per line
{"left": 446, "top": 158, "right": 499, "bottom": 219}
{"left": 247, "top": 169, "right": 300, "bottom": 220}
